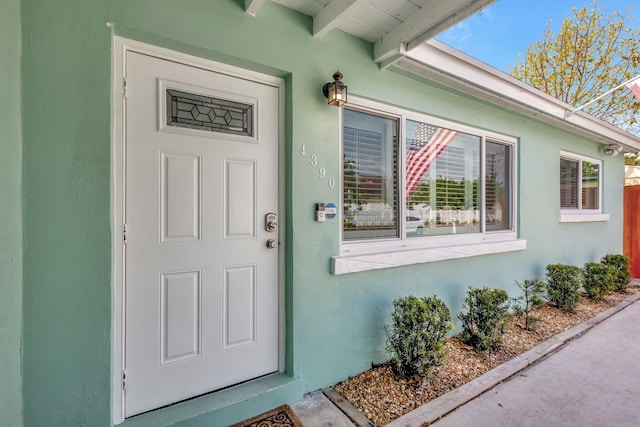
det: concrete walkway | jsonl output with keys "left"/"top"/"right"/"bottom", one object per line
{"left": 431, "top": 295, "right": 640, "bottom": 427}
{"left": 288, "top": 290, "right": 640, "bottom": 427}
{"left": 291, "top": 390, "right": 356, "bottom": 426}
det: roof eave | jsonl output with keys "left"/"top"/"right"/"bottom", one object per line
{"left": 397, "top": 39, "right": 640, "bottom": 152}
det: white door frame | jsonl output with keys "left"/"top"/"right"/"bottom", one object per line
{"left": 111, "top": 36, "right": 286, "bottom": 424}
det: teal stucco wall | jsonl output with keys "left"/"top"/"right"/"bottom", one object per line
{"left": 17, "top": 0, "right": 625, "bottom": 426}
{"left": 0, "top": 0, "right": 23, "bottom": 425}
{"left": 21, "top": 0, "right": 112, "bottom": 425}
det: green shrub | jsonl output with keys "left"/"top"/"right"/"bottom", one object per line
{"left": 583, "top": 262, "right": 616, "bottom": 300}
{"left": 545, "top": 264, "right": 582, "bottom": 311}
{"left": 385, "top": 295, "right": 453, "bottom": 378}
{"left": 601, "top": 254, "right": 631, "bottom": 292}
{"left": 512, "top": 279, "right": 546, "bottom": 330}
{"left": 458, "top": 286, "right": 510, "bottom": 351}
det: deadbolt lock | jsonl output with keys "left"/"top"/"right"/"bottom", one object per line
{"left": 265, "top": 213, "right": 278, "bottom": 232}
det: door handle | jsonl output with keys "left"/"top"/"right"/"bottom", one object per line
{"left": 266, "top": 239, "right": 278, "bottom": 249}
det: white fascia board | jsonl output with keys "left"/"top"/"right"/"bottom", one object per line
{"left": 373, "top": 0, "right": 496, "bottom": 66}
{"left": 245, "top": 0, "right": 266, "bottom": 16}
{"left": 313, "top": 0, "right": 360, "bottom": 39}
{"left": 398, "top": 40, "right": 640, "bottom": 151}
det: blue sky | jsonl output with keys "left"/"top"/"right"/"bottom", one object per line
{"left": 437, "top": 0, "right": 637, "bottom": 72}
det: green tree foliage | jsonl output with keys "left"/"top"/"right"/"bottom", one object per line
{"left": 512, "top": 279, "right": 547, "bottom": 330}
{"left": 510, "top": 1, "right": 640, "bottom": 136}
{"left": 626, "top": 153, "right": 640, "bottom": 165}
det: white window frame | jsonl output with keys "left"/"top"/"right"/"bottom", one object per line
{"left": 333, "top": 97, "right": 524, "bottom": 274}
{"left": 559, "top": 150, "right": 609, "bottom": 223}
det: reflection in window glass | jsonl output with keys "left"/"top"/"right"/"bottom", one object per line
{"left": 405, "top": 120, "right": 480, "bottom": 237}
{"left": 560, "top": 158, "right": 578, "bottom": 208}
{"left": 486, "top": 142, "right": 511, "bottom": 231}
{"left": 582, "top": 162, "right": 600, "bottom": 209}
{"left": 343, "top": 109, "right": 399, "bottom": 240}
{"left": 560, "top": 156, "right": 600, "bottom": 211}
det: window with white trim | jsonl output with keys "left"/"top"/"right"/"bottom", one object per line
{"left": 558, "top": 151, "right": 608, "bottom": 223}
{"left": 341, "top": 100, "right": 517, "bottom": 251}
{"left": 343, "top": 108, "right": 399, "bottom": 240}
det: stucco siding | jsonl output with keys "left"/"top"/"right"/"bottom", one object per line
{"left": 16, "top": 1, "right": 625, "bottom": 426}
{"left": 0, "top": 0, "right": 23, "bottom": 425}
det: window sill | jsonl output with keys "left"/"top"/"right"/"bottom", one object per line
{"left": 331, "top": 239, "right": 527, "bottom": 275}
{"left": 559, "top": 212, "right": 610, "bottom": 223}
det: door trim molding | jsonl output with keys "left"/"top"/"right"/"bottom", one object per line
{"left": 111, "top": 36, "right": 286, "bottom": 424}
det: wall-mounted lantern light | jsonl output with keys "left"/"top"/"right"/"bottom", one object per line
{"left": 322, "top": 71, "right": 347, "bottom": 107}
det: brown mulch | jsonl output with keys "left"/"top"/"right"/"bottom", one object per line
{"left": 334, "top": 286, "right": 639, "bottom": 426}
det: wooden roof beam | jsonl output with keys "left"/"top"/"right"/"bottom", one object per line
{"left": 245, "top": 0, "right": 267, "bottom": 17}
{"left": 313, "top": 0, "right": 361, "bottom": 39}
{"left": 374, "top": 0, "right": 496, "bottom": 68}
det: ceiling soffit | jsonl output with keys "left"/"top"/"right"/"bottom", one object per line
{"left": 246, "top": 0, "right": 495, "bottom": 67}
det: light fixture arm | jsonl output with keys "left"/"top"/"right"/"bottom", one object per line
{"left": 565, "top": 74, "right": 640, "bottom": 118}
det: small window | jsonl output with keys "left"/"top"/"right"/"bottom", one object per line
{"left": 560, "top": 153, "right": 601, "bottom": 211}
{"left": 166, "top": 89, "right": 253, "bottom": 137}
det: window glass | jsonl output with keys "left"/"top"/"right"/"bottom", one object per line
{"left": 343, "top": 109, "right": 399, "bottom": 240}
{"left": 560, "top": 158, "right": 578, "bottom": 208}
{"left": 341, "top": 102, "right": 516, "bottom": 246}
{"left": 405, "top": 120, "right": 480, "bottom": 237}
{"left": 582, "top": 161, "right": 600, "bottom": 209}
{"left": 560, "top": 155, "right": 600, "bottom": 211}
{"left": 486, "top": 141, "right": 512, "bottom": 231}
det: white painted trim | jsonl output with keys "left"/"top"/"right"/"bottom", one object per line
{"left": 111, "top": 35, "right": 126, "bottom": 425}
{"left": 244, "top": 0, "right": 266, "bottom": 17}
{"left": 332, "top": 239, "right": 527, "bottom": 275}
{"left": 313, "top": 0, "right": 359, "bottom": 39}
{"left": 157, "top": 78, "right": 260, "bottom": 143}
{"left": 339, "top": 95, "right": 518, "bottom": 256}
{"left": 111, "top": 36, "right": 286, "bottom": 424}
{"left": 559, "top": 213, "right": 610, "bottom": 223}
{"left": 560, "top": 150, "right": 604, "bottom": 214}
{"left": 398, "top": 41, "right": 640, "bottom": 152}
{"left": 373, "top": 0, "right": 496, "bottom": 65}
{"left": 560, "top": 150, "right": 603, "bottom": 164}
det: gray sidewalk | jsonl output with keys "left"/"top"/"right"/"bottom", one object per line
{"left": 432, "top": 294, "right": 640, "bottom": 427}
{"left": 290, "top": 289, "right": 640, "bottom": 427}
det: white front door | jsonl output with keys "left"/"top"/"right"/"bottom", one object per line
{"left": 124, "top": 51, "right": 281, "bottom": 417}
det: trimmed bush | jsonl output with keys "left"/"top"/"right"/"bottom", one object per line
{"left": 385, "top": 295, "right": 453, "bottom": 378}
{"left": 582, "top": 262, "right": 615, "bottom": 300}
{"left": 546, "top": 264, "right": 582, "bottom": 311}
{"left": 458, "top": 286, "right": 510, "bottom": 351}
{"left": 601, "top": 254, "right": 631, "bottom": 292}
{"left": 512, "top": 279, "right": 546, "bottom": 330}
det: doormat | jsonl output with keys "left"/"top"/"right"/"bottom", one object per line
{"left": 232, "top": 404, "right": 303, "bottom": 427}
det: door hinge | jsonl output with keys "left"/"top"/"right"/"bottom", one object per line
{"left": 123, "top": 224, "right": 127, "bottom": 244}
{"left": 122, "top": 370, "right": 127, "bottom": 390}
{"left": 123, "top": 78, "right": 128, "bottom": 98}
